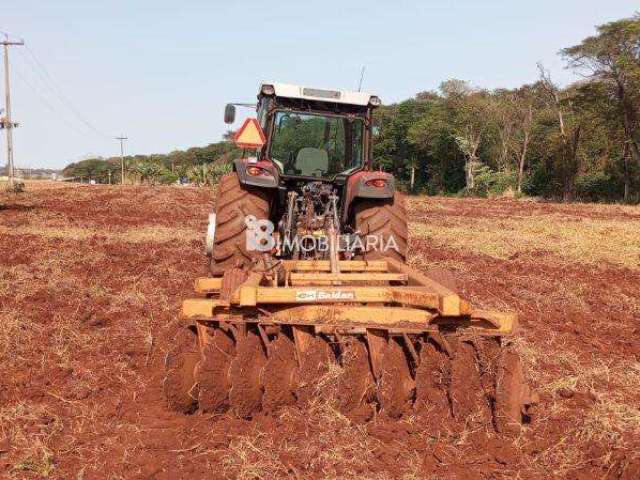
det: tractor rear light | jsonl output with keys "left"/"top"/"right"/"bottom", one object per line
{"left": 365, "top": 178, "right": 387, "bottom": 188}
{"left": 246, "top": 166, "right": 270, "bottom": 177}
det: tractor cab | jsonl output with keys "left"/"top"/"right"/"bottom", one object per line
{"left": 225, "top": 83, "right": 382, "bottom": 181}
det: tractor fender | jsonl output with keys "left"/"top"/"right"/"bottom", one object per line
{"left": 346, "top": 171, "right": 396, "bottom": 200}
{"left": 343, "top": 171, "right": 395, "bottom": 220}
{"left": 233, "top": 158, "right": 279, "bottom": 188}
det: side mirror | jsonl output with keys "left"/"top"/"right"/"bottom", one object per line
{"left": 372, "top": 125, "right": 380, "bottom": 137}
{"left": 224, "top": 104, "right": 236, "bottom": 124}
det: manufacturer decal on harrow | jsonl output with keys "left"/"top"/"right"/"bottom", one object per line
{"left": 295, "top": 290, "right": 356, "bottom": 302}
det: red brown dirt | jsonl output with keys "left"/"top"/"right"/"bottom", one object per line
{"left": 1, "top": 183, "right": 639, "bottom": 479}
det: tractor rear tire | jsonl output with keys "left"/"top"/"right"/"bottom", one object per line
{"left": 354, "top": 194, "right": 408, "bottom": 262}
{"left": 210, "top": 173, "right": 271, "bottom": 276}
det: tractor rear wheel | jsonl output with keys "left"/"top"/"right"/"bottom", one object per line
{"left": 210, "top": 173, "right": 271, "bottom": 276}
{"left": 354, "top": 194, "right": 408, "bottom": 262}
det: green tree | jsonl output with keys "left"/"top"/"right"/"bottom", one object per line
{"left": 563, "top": 14, "right": 640, "bottom": 166}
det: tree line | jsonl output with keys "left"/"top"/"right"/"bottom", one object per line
{"left": 63, "top": 14, "right": 639, "bottom": 203}
{"left": 373, "top": 14, "right": 640, "bottom": 203}
{"left": 62, "top": 141, "right": 238, "bottom": 186}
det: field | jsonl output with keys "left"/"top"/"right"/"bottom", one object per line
{"left": 1, "top": 182, "right": 639, "bottom": 479}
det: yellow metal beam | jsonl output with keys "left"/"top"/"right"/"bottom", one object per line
{"left": 194, "top": 277, "right": 223, "bottom": 294}
{"left": 270, "top": 305, "right": 436, "bottom": 326}
{"left": 289, "top": 272, "right": 407, "bottom": 286}
{"left": 192, "top": 266, "right": 467, "bottom": 316}
{"left": 471, "top": 309, "right": 518, "bottom": 334}
{"left": 180, "top": 300, "right": 515, "bottom": 335}
{"left": 385, "top": 257, "right": 470, "bottom": 316}
{"left": 236, "top": 286, "right": 442, "bottom": 310}
{"left": 182, "top": 298, "right": 218, "bottom": 318}
{"left": 282, "top": 260, "right": 388, "bottom": 272}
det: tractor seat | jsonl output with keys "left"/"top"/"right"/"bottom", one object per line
{"left": 295, "top": 148, "right": 329, "bottom": 177}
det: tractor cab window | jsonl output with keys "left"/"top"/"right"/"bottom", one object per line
{"left": 269, "top": 111, "right": 364, "bottom": 178}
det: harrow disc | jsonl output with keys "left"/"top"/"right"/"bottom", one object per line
{"left": 196, "top": 328, "right": 235, "bottom": 413}
{"left": 414, "top": 339, "right": 451, "bottom": 420}
{"left": 448, "top": 340, "right": 492, "bottom": 427}
{"left": 293, "top": 330, "right": 336, "bottom": 404}
{"left": 229, "top": 330, "right": 267, "bottom": 418}
{"left": 495, "top": 346, "right": 533, "bottom": 433}
{"left": 377, "top": 337, "right": 415, "bottom": 418}
{"left": 336, "top": 337, "right": 376, "bottom": 422}
{"left": 163, "top": 328, "right": 199, "bottom": 414}
{"left": 261, "top": 333, "right": 299, "bottom": 412}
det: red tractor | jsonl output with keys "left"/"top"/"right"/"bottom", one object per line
{"left": 164, "top": 82, "right": 535, "bottom": 432}
{"left": 206, "top": 82, "right": 407, "bottom": 275}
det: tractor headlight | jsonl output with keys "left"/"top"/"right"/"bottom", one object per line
{"left": 369, "top": 96, "right": 381, "bottom": 107}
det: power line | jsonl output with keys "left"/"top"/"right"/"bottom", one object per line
{"left": 11, "top": 61, "right": 96, "bottom": 139}
{"left": 13, "top": 50, "right": 104, "bottom": 138}
{"left": 19, "top": 44, "right": 111, "bottom": 138}
{"left": 21, "top": 45, "right": 110, "bottom": 138}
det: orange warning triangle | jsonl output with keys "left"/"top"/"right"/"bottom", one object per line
{"left": 234, "top": 118, "right": 266, "bottom": 149}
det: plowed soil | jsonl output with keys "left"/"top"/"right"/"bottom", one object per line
{"left": 1, "top": 182, "right": 639, "bottom": 479}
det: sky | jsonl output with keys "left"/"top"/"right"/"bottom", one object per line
{"left": 2, "top": 0, "right": 638, "bottom": 169}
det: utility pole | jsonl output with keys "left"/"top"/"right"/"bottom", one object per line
{"left": 1, "top": 34, "right": 24, "bottom": 190}
{"left": 108, "top": 169, "right": 112, "bottom": 185}
{"left": 115, "top": 135, "right": 127, "bottom": 185}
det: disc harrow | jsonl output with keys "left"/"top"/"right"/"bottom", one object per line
{"left": 164, "top": 258, "right": 536, "bottom": 432}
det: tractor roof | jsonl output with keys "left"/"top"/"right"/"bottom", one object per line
{"left": 260, "top": 82, "right": 379, "bottom": 107}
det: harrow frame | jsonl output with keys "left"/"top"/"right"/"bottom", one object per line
{"left": 166, "top": 257, "right": 535, "bottom": 429}
{"left": 182, "top": 258, "right": 517, "bottom": 343}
